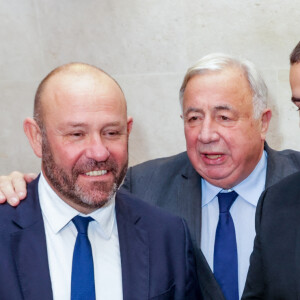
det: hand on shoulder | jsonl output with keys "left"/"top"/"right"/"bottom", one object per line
{"left": 0, "top": 171, "right": 37, "bottom": 206}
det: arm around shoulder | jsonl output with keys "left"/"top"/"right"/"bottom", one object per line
{"left": 0, "top": 171, "right": 37, "bottom": 206}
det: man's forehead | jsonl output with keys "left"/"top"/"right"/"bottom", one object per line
{"left": 46, "top": 71, "right": 108, "bottom": 90}
{"left": 42, "top": 71, "right": 125, "bottom": 106}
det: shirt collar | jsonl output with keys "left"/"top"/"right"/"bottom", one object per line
{"left": 38, "top": 171, "right": 116, "bottom": 239}
{"left": 202, "top": 150, "right": 267, "bottom": 207}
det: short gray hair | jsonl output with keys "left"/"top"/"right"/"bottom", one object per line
{"left": 179, "top": 53, "right": 268, "bottom": 119}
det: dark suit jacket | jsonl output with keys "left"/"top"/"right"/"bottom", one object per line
{"left": 0, "top": 178, "right": 201, "bottom": 300}
{"left": 242, "top": 171, "right": 300, "bottom": 300}
{"left": 122, "top": 143, "right": 300, "bottom": 300}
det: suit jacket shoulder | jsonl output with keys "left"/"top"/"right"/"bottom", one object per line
{"left": 123, "top": 151, "right": 193, "bottom": 195}
{"left": 265, "top": 143, "right": 300, "bottom": 188}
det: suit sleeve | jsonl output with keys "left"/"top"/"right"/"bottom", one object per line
{"left": 242, "top": 190, "right": 267, "bottom": 299}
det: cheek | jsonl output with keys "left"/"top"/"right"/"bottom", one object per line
{"left": 108, "top": 140, "right": 129, "bottom": 163}
{"left": 228, "top": 132, "right": 260, "bottom": 160}
{"left": 222, "top": 123, "right": 258, "bottom": 145}
{"left": 245, "top": 126, "right": 264, "bottom": 147}
{"left": 184, "top": 128, "right": 198, "bottom": 147}
{"left": 52, "top": 144, "right": 82, "bottom": 169}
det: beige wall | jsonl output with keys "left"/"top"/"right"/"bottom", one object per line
{"left": 1, "top": 0, "right": 300, "bottom": 174}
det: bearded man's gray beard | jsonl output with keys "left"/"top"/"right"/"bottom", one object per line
{"left": 41, "top": 131, "right": 128, "bottom": 209}
{"left": 73, "top": 181, "right": 118, "bottom": 207}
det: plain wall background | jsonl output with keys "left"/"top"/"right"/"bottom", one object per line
{"left": 1, "top": 0, "right": 300, "bottom": 174}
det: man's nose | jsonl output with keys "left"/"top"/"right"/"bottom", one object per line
{"left": 85, "top": 135, "right": 110, "bottom": 162}
{"left": 197, "top": 117, "right": 219, "bottom": 144}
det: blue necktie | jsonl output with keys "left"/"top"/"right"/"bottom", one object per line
{"left": 214, "top": 191, "right": 239, "bottom": 300}
{"left": 71, "top": 216, "right": 96, "bottom": 300}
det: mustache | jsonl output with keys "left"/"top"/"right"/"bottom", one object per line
{"left": 72, "top": 159, "right": 118, "bottom": 175}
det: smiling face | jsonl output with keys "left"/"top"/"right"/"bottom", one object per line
{"left": 25, "top": 69, "right": 132, "bottom": 213}
{"left": 182, "top": 67, "right": 270, "bottom": 189}
{"left": 290, "top": 62, "right": 300, "bottom": 111}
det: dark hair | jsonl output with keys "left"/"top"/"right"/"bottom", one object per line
{"left": 290, "top": 41, "right": 300, "bottom": 64}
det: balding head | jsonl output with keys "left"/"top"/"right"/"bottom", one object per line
{"left": 34, "top": 63, "right": 125, "bottom": 129}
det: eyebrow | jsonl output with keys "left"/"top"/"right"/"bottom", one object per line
{"left": 292, "top": 97, "right": 300, "bottom": 103}
{"left": 214, "top": 105, "right": 233, "bottom": 111}
{"left": 184, "top": 107, "right": 202, "bottom": 115}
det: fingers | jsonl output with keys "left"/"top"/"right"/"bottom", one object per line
{"left": 0, "top": 190, "right": 13, "bottom": 204}
{"left": 0, "top": 175, "right": 20, "bottom": 206}
{"left": 24, "top": 173, "right": 38, "bottom": 183}
{"left": 0, "top": 171, "right": 34, "bottom": 206}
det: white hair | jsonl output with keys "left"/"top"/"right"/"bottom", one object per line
{"left": 179, "top": 53, "right": 268, "bottom": 119}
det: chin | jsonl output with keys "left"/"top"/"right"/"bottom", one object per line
{"left": 75, "top": 183, "right": 117, "bottom": 207}
{"left": 81, "top": 198, "right": 109, "bottom": 209}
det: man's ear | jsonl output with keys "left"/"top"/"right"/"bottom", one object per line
{"left": 260, "top": 108, "right": 272, "bottom": 140}
{"left": 23, "top": 118, "right": 43, "bottom": 158}
{"left": 127, "top": 116, "right": 133, "bottom": 135}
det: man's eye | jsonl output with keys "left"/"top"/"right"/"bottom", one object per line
{"left": 220, "top": 115, "right": 229, "bottom": 121}
{"left": 216, "top": 114, "right": 231, "bottom": 122}
{"left": 105, "top": 131, "right": 120, "bottom": 137}
{"left": 188, "top": 116, "right": 199, "bottom": 122}
{"left": 70, "top": 132, "right": 83, "bottom": 137}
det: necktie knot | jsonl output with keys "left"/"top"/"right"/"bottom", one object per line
{"left": 218, "top": 191, "right": 238, "bottom": 213}
{"left": 72, "top": 216, "right": 93, "bottom": 235}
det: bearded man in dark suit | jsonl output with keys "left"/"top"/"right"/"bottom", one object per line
{"left": 0, "top": 63, "right": 200, "bottom": 300}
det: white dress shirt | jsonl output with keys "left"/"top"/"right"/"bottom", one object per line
{"left": 38, "top": 172, "right": 123, "bottom": 300}
{"left": 201, "top": 151, "right": 267, "bottom": 298}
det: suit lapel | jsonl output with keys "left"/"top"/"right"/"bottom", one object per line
{"left": 179, "top": 162, "right": 203, "bottom": 246}
{"left": 11, "top": 178, "right": 53, "bottom": 300}
{"left": 179, "top": 158, "right": 226, "bottom": 300}
{"left": 116, "top": 191, "right": 149, "bottom": 300}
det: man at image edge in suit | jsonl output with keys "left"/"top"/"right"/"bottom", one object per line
{"left": 242, "top": 42, "right": 300, "bottom": 299}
